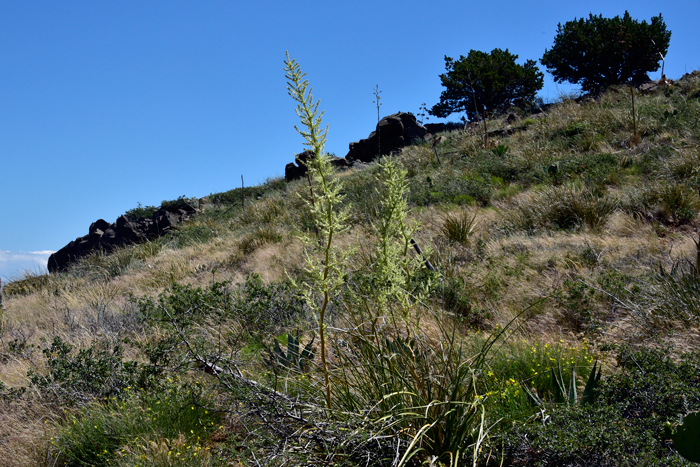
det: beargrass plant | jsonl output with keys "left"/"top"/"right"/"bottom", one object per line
{"left": 321, "top": 158, "right": 510, "bottom": 466}
{"left": 649, "top": 259, "right": 700, "bottom": 324}
{"left": 506, "top": 184, "right": 618, "bottom": 232}
{"left": 440, "top": 209, "right": 479, "bottom": 245}
{"left": 285, "top": 52, "right": 351, "bottom": 408}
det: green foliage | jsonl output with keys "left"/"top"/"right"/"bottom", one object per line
{"left": 272, "top": 331, "right": 315, "bottom": 372}
{"left": 52, "top": 383, "right": 220, "bottom": 467}
{"left": 410, "top": 174, "right": 494, "bottom": 207}
{"left": 442, "top": 277, "right": 489, "bottom": 328}
{"left": 123, "top": 201, "right": 158, "bottom": 220}
{"left": 655, "top": 183, "right": 700, "bottom": 224}
{"left": 650, "top": 260, "right": 700, "bottom": 324}
{"left": 236, "top": 274, "right": 306, "bottom": 334}
{"left": 208, "top": 185, "right": 264, "bottom": 206}
{"left": 522, "top": 361, "right": 601, "bottom": 407}
{"left": 508, "top": 185, "right": 618, "bottom": 232}
{"left": 331, "top": 324, "right": 488, "bottom": 466}
{"left": 138, "top": 276, "right": 304, "bottom": 341}
{"left": 541, "top": 11, "right": 671, "bottom": 93}
{"left": 237, "top": 224, "right": 283, "bottom": 254}
{"left": 555, "top": 279, "right": 599, "bottom": 332}
{"left": 169, "top": 223, "right": 218, "bottom": 248}
{"left": 439, "top": 209, "right": 478, "bottom": 245}
{"left": 482, "top": 338, "right": 597, "bottom": 418}
{"left": 669, "top": 412, "right": 700, "bottom": 463}
{"left": 496, "top": 347, "right": 700, "bottom": 466}
{"left": 491, "top": 144, "right": 509, "bottom": 157}
{"left": 28, "top": 337, "right": 158, "bottom": 405}
{"left": 430, "top": 48, "right": 544, "bottom": 120}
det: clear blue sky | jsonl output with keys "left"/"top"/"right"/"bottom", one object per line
{"left": 1, "top": 0, "right": 698, "bottom": 279}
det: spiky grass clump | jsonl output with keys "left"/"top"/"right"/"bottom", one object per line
{"left": 647, "top": 260, "right": 700, "bottom": 325}
{"left": 506, "top": 185, "right": 618, "bottom": 232}
{"left": 440, "top": 209, "right": 479, "bottom": 245}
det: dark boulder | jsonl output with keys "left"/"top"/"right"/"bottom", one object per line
{"left": 346, "top": 112, "right": 427, "bottom": 163}
{"left": 48, "top": 201, "right": 198, "bottom": 273}
{"left": 424, "top": 123, "right": 447, "bottom": 135}
{"left": 285, "top": 150, "right": 350, "bottom": 182}
{"left": 89, "top": 219, "right": 111, "bottom": 235}
{"left": 284, "top": 150, "right": 315, "bottom": 182}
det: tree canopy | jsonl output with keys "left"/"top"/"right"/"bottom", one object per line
{"left": 540, "top": 11, "right": 671, "bottom": 93}
{"left": 430, "top": 48, "right": 543, "bottom": 121}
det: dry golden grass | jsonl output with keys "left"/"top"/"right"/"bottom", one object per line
{"left": 0, "top": 399, "right": 60, "bottom": 467}
{"left": 2, "top": 79, "right": 700, "bottom": 464}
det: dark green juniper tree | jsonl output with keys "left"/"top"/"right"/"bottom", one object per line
{"left": 541, "top": 11, "right": 671, "bottom": 93}
{"left": 430, "top": 48, "right": 543, "bottom": 121}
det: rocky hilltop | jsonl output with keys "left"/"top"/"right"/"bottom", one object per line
{"left": 48, "top": 201, "right": 197, "bottom": 272}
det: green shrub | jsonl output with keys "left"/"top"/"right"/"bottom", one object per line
{"left": 169, "top": 223, "right": 218, "bottom": 247}
{"left": 507, "top": 185, "right": 618, "bottom": 232}
{"left": 52, "top": 383, "right": 220, "bottom": 467}
{"left": 237, "top": 224, "right": 283, "bottom": 254}
{"left": 410, "top": 174, "right": 493, "bottom": 206}
{"left": 138, "top": 276, "right": 305, "bottom": 339}
{"left": 231, "top": 274, "right": 306, "bottom": 335}
{"left": 564, "top": 152, "right": 619, "bottom": 186}
{"left": 123, "top": 202, "right": 158, "bottom": 220}
{"left": 442, "top": 277, "right": 490, "bottom": 328}
{"left": 493, "top": 347, "right": 700, "bottom": 466}
{"left": 649, "top": 260, "right": 700, "bottom": 324}
{"left": 655, "top": 183, "right": 700, "bottom": 224}
{"left": 28, "top": 337, "right": 159, "bottom": 405}
{"left": 439, "top": 209, "right": 478, "bottom": 245}
{"left": 554, "top": 279, "right": 599, "bottom": 333}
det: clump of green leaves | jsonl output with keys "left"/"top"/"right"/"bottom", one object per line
{"left": 507, "top": 185, "right": 618, "bottom": 232}
{"left": 430, "top": 48, "right": 544, "bottom": 121}
{"left": 52, "top": 383, "right": 220, "bottom": 467}
{"left": 123, "top": 202, "right": 158, "bottom": 220}
{"left": 28, "top": 337, "right": 158, "bottom": 405}
{"left": 495, "top": 347, "right": 700, "bottom": 466}
{"left": 541, "top": 11, "right": 671, "bottom": 93}
{"left": 272, "top": 331, "right": 315, "bottom": 372}
{"left": 440, "top": 209, "right": 478, "bottom": 245}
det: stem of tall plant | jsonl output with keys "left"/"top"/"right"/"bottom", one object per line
{"left": 373, "top": 84, "right": 382, "bottom": 158}
{"left": 284, "top": 52, "right": 350, "bottom": 408}
{"left": 628, "top": 61, "right": 639, "bottom": 146}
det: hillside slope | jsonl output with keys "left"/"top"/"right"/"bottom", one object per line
{"left": 2, "top": 72, "right": 700, "bottom": 466}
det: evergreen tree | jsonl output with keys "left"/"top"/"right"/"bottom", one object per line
{"left": 430, "top": 48, "right": 543, "bottom": 121}
{"left": 541, "top": 11, "right": 671, "bottom": 93}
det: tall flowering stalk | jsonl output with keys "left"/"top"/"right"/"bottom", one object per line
{"left": 284, "top": 52, "right": 350, "bottom": 408}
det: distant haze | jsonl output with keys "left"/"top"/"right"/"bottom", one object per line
{"left": 0, "top": 251, "right": 52, "bottom": 281}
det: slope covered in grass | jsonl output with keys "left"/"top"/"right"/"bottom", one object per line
{"left": 1, "top": 72, "right": 700, "bottom": 466}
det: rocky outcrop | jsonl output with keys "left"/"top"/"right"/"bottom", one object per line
{"left": 345, "top": 112, "right": 427, "bottom": 163}
{"left": 424, "top": 123, "right": 448, "bottom": 135}
{"left": 48, "top": 202, "right": 197, "bottom": 273}
{"left": 284, "top": 150, "right": 349, "bottom": 182}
